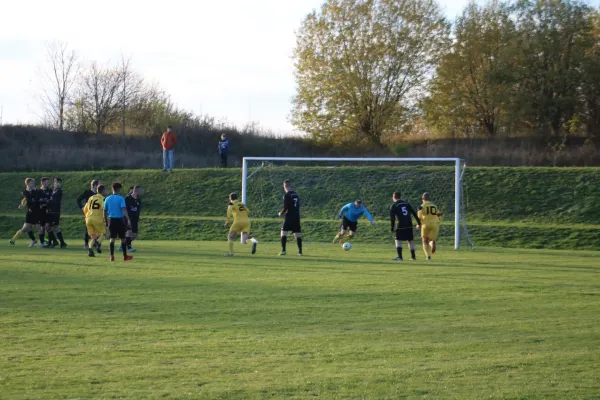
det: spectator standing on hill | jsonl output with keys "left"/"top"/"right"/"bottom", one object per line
{"left": 161, "top": 126, "right": 177, "bottom": 172}
{"left": 218, "top": 134, "right": 229, "bottom": 168}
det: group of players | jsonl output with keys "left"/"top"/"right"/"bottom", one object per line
{"left": 11, "top": 176, "right": 439, "bottom": 261}
{"left": 225, "top": 179, "right": 441, "bottom": 261}
{"left": 10, "top": 178, "right": 143, "bottom": 262}
{"left": 10, "top": 177, "right": 67, "bottom": 249}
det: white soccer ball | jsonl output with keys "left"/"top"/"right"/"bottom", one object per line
{"left": 343, "top": 242, "right": 352, "bottom": 251}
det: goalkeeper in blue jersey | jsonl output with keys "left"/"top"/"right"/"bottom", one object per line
{"left": 333, "top": 199, "right": 376, "bottom": 245}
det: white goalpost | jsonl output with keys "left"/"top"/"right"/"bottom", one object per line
{"left": 241, "top": 157, "right": 468, "bottom": 250}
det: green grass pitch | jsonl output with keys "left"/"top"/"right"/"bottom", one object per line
{"left": 1, "top": 241, "right": 599, "bottom": 399}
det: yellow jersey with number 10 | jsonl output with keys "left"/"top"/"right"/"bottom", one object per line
{"left": 418, "top": 201, "right": 441, "bottom": 226}
{"left": 227, "top": 200, "right": 249, "bottom": 222}
{"left": 84, "top": 194, "right": 105, "bottom": 222}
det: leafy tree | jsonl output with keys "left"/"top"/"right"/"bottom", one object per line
{"left": 291, "top": 0, "right": 449, "bottom": 144}
{"left": 424, "top": 0, "right": 515, "bottom": 137}
{"left": 512, "top": 0, "right": 596, "bottom": 136}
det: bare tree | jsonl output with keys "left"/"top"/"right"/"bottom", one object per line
{"left": 79, "top": 62, "right": 125, "bottom": 135}
{"left": 39, "top": 41, "right": 79, "bottom": 131}
{"left": 119, "top": 56, "right": 144, "bottom": 137}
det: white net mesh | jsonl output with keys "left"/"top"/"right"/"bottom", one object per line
{"left": 243, "top": 159, "right": 474, "bottom": 248}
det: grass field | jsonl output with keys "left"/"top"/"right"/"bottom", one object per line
{"left": 1, "top": 241, "right": 599, "bottom": 399}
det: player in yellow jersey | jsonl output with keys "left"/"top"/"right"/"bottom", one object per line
{"left": 416, "top": 192, "right": 442, "bottom": 260}
{"left": 223, "top": 192, "right": 258, "bottom": 256}
{"left": 83, "top": 185, "right": 107, "bottom": 257}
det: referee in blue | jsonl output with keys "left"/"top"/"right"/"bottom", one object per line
{"left": 103, "top": 182, "right": 133, "bottom": 262}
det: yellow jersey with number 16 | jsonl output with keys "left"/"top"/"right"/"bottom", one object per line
{"left": 84, "top": 194, "right": 105, "bottom": 222}
{"left": 227, "top": 200, "right": 249, "bottom": 222}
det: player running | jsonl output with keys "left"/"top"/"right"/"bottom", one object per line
{"left": 83, "top": 185, "right": 107, "bottom": 257}
{"left": 333, "top": 199, "right": 375, "bottom": 246}
{"left": 416, "top": 192, "right": 442, "bottom": 260}
{"left": 223, "top": 192, "right": 258, "bottom": 256}
{"left": 77, "top": 180, "right": 100, "bottom": 250}
{"left": 46, "top": 177, "right": 67, "bottom": 248}
{"left": 390, "top": 191, "right": 421, "bottom": 261}
{"left": 103, "top": 182, "right": 133, "bottom": 262}
{"left": 10, "top": 178, "right": 40, "bottom": 247}
{"left": 121, "top": 185, "right": 143, "bottom": 253}
{"left": 37, "top": 177, "right": 52, "bottom": 248}
{"left": 278, "top": 180, "right": 302, "bottom": 256}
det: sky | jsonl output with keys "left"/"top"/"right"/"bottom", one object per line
{"left": 0, "top": 0, "right": 471, "bottom": 134}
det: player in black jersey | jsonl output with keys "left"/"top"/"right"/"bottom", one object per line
{"left": 37, "top": 177, "right": 53, "bottom": 248}
{"left": 10, "top": 178, "right": 40, "bottom": 246}
{"left": 390, "top": 191, "right": 421, "bottom": 261}
{"left": 122, "top": 185, "right": 143, "bottom": 252}
{"left": 46, "top": 177, "right": 67, "bottom": 248}
{"left": 77, "top": 180, "right": 100, "bottom": 249}
{"left": 278, "top": 180, "right": 302, "bottom": 256}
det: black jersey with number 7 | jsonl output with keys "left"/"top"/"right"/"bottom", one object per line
{"left": 283, "top": 191, "right": 300, "bottom": 218}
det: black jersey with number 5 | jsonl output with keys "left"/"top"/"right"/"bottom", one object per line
{"left": 390, "top": 200, "right": 420, "bottom": 230}
{"left": 282, "top": 191, "right": 300, "bottom": 218}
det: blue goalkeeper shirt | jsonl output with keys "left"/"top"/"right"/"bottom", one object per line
{"left": 338, "top": 203, "right": 373, "bottom": 223}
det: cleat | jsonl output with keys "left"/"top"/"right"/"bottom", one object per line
{"left": 38, "top": 243, "right": 45, "bottom": 249}
{"left": 48, "top": 243, "right": 56, "bottom": 249}
{"left": 279, "top": 251, "right": 287, "bottom": 256}
{"left": 110, "top": 256, "right": 115, "bottom": 262}
{"left": 411, "top": 258, "right": 417, "bottom": 261}
{"left": 224, "top": 253, "right": 233, "bottom": 257}
{"left": 9, "top": 240, "right": 15, "bottom": 246}
{"left": 393, "top": 257, "right": 403, "bottom": 261}
{"left": 88, "top": 250, "right": 95, "bottom": 257}
{"left": 28, "top": 240, "right": 38, "bottom": 248}
{"left": 427, "top": 256, "right": 432, "bottom": 261}
{"left": 96, "top": 245, "right": 102, "bottom": 254}
{"left": 118, "top": 246, "right": 123, "bottom": 252}
{"left": 84, "top": 244, "right": 89, "bottom": 250}
{"left": 298, "top": 253, "right": 303, "bottom": 256}
{"left": 124, "top": 255, "right": 134, "bottom": 261}
{"left": 60, "top": 243, "right": 67, "bottom": 249}
{"left": 128, "top": 247, "right": 136, "bottom": 253}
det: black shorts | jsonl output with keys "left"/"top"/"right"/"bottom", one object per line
{"left": 108, "top": 218, "right": 127, "bottom": 239}
{"left": 282, "top": 216, "right": 301, "bottom": 233}
{"left": 395, "top": 228, "right": 414, "bottom": 241}
{"left": 341, "top": 216, "right": 358, "bottom": 232}
{"left": 38, "top": 211, "right": 48, "bottom": 226}
{"left": 25, "top": 211, "right": 39, "bottom": 225}
{"left": 46, "top": 213, "right": 60, "bottom": 226}
{"left": 129, "top": 216, "right": 139, "bottom": 234}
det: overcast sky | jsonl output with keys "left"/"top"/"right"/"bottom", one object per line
{"left": 0, "top": 0, "right": 471, "bottom": 134}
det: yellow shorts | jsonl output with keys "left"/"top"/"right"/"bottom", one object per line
{"left": 421, "top": 225, "right": 439, "bottom": 241}
{"left": 86, "top": 220, "right": 106, "bottom": 236}
{"left": 230, "top": 220, "right": 250, "bottom": 234}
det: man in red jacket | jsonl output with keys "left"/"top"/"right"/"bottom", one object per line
{"left": 161, "top": 126, "right": 177, "bottom": 172}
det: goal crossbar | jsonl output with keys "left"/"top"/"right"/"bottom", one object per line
{"left": 242, "top": 157, "right": 463, "bottom": 249}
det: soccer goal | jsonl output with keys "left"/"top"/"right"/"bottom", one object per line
{"left": 241, "top": 157, "right": 473, "bottom": 249}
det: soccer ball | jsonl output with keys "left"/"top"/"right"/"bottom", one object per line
{"left": 343, "top": 242, "right": 352, "bottom": 251}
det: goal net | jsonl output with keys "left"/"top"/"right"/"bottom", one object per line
{"left": 242, "top": 157, "right": 474, "bottom": 249}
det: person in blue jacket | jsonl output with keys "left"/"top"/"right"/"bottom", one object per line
{"left": 218, "top": 134, "right": 229, "bottom": 168}
{"left": 333, "top": 199, "right": 376, "bottom": 245}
